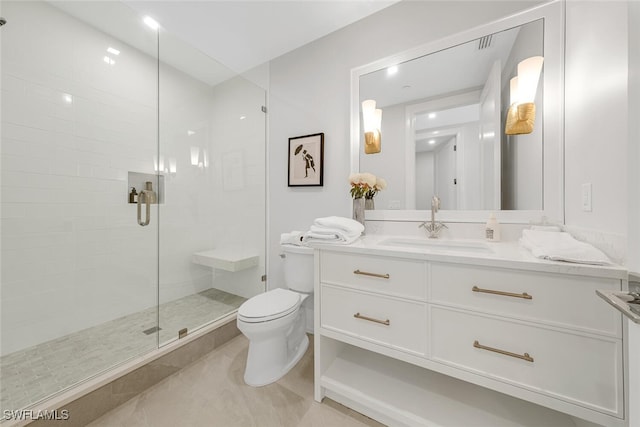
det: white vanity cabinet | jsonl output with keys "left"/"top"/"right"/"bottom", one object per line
{"left": 314, "top": 245, "right": 627, "bottom": 427}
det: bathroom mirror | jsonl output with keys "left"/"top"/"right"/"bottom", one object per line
{"left": 350, "top": 2, "right": 564, "bottom": 223}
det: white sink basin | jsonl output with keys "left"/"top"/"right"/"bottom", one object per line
{"left": 379, "top": 237, "right": 493, "bottom": 254}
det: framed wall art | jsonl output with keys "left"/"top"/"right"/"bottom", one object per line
{"left": 288, "top": 133, "right": 324, "bottom": 187}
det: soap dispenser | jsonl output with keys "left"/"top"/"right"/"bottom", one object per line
{"left": 129, "top": 187, "right": 138, "bottom": 204}
{"left": 485, "top": 213, "right": 501, "bottom": 241}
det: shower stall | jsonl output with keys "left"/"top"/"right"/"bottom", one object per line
{"left": 0, "top": 0, "right": 266, "bottom": 416}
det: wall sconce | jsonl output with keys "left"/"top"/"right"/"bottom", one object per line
{"left": 505, "top": 56, "right": 544, "bottom": 135}
{"left": 362, "top": 99, "right": 382, "bottom": 154}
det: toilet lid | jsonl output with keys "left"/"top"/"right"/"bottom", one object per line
{"left": 238, "top": 288, "right": 301, "bottom": 321}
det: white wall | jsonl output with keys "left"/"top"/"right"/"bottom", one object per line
{"left": 268, "top": 0, "right": 542, "bottom": 289}
{"left": 564, "top": 2, "right": 628, "bottom": 237}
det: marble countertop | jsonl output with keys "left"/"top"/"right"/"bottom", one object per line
{"left": 309, "top": 235, "right": 628, "bottom": 280}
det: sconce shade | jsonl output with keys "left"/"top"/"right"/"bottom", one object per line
{"left": 509, "top": 76, "right": 519, "bottom": 106}
{"left": 516, "top": 56, "right": 544, "bottom": 104}
{"left": 362, "top": 100, "right": 377, "bottom": 132}
{"left": 362, "top": 99, "right": 382, "bottom": 154}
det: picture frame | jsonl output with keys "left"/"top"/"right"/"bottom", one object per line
{"left": 288, "top": 133, "right": 324, "bottom": 187}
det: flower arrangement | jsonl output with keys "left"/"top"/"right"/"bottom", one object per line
{"left": 349, "top": 173, "right": 386, "bottom": 199}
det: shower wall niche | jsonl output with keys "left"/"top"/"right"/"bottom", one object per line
{"left": 128, "top": 172, "right": 165, "bottom": 204}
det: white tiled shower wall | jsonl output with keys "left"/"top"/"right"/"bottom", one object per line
{"left": 0, "top": 1, "right": 265, "bottom": 355}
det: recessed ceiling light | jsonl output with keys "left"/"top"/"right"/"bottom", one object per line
{"left": 239, "top": 116, "right": 246, "bottom": 120}
{"left": 432, "top": 130, "right": 439, "bottom": 135}
{"left": 428, "top": 113, "right": 436, "bottom": 119}
{"left": 107, "top": 47, "right": 120, "bottom": 56}
{"left": 62, "top": 94, "right": 73, "bottom": 104}
{"left": 103, "top": 56, "right": 115, "bottom": 65}
{"left": 187, "top": 130, "right": 196, "bottom": 136}
{"left": 387, "top": 65, "right": 398, "bottom": 76}
{"left": 429, "top": 140, "right": 436, "bottom": 145}
{"left": 143, "top": 16, "right": 159, "bottom": 30}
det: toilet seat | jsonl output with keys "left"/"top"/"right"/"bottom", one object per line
{"left": 238, "top": 288, "right": 301, "bottom": 323}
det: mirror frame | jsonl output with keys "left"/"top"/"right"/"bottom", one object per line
{"left": 350, "top": 1, "right": 564, "bottom": 224}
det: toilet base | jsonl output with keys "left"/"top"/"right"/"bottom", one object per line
{"left": 244, "top": 333, "right": 309, "bottom": 387}
{"left": 239, "top": 307, "right": 309, "bottom": 387}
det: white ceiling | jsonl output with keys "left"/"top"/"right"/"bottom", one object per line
{"left": 124, "top": 0, "right": 399, "bottom": 73}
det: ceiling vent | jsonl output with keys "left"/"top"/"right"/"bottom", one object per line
{"left": 478, "top": 34, "right": 493, "bottom": 50}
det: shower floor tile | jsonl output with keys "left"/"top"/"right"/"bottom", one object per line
{"left": 0, "top": 288, "right": 246, "bottom": 414}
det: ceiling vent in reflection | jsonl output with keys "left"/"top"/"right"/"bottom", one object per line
{"left": 478, "top": 34, "right": 493, "bottom": 50}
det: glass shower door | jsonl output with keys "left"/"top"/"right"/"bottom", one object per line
{"left": 157, "top": 29, "right": 266, "bottom": 345}
{"left": 0, "top": 0, "right": 159, "bottom": 414}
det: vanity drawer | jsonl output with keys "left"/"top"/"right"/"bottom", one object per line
{"left": 320, "top": 284, "right": 427, "bottom": 355}
{"left": 320, "top": 251, "right": 426, "bottom": 300}
{"left": 430, "top": 307, "right": 623, "bottom": 417}
{"left": 430, "top": 263, "right": 622, "bottom": 336}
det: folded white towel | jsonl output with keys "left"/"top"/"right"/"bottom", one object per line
{"left": 303, "top": 230, "right": 360, "bottom": 245}
{"left": 309, "top": 225, "right": 361, "bottom": 238}
{"left": 520, "top": 230, "right": 611, "bottom": 265}
{"left": 280, "top": 231, "right": 306, "bottom": 246}
{"left": 313, "top": 216, "right": 364, "bottom": 235}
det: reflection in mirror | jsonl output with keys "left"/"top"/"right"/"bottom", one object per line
{"left": 359, "top": 19, "right": 543, "bottom": 211}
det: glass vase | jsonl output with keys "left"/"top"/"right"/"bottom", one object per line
{"left": 365, "top": 197, "right": 375, "bottom": 210}
{"left": 352, "top": 197, "right": 365, "bottom": 226}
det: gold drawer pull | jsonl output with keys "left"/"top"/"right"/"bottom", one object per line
{"left": 473, "top": 340, "right": 534, "bottom": 363}
{"left": 353, "top": 269, "right": 390, "bottom": 279}
{"left": 472, "top": 285, "right": 532, "bottom": 300}
{"left": 354, "top": 312, "right": 390, "bottom": 326}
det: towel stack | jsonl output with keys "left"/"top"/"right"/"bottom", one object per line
{"left": 303, "top": 216, "right": 364, "bottom": 245}
{"left": 280, "top": 231, "right": 306, "bottom": 246}
{"left": 520, "top": 229, "right": 611, "bottom": 265}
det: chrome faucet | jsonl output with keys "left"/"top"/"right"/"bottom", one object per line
{"left": 419, "top": 195, "right": 448, "bottom": 238}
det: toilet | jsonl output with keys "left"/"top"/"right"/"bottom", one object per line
{"left": 237, "top": 244, "right": 314, "bottom": 387}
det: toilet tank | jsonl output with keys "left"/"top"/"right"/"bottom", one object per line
{"left": 282, "top": 244, "right": 314, "bottom": 293}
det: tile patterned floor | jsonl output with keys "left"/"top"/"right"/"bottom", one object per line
{"left": 88, "top": 334, "right": 384, "bottom": 427}
{"left": 0, "top": 288, "right": 246, "bottom": 414}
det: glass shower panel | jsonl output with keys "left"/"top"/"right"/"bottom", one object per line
{"left": 157, "top": 30, "right": 266, "bottom": 345}
{"left": 0, "top": 1, "right": 159, "bottom": 414}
